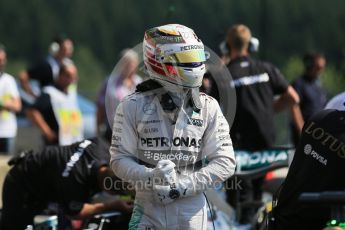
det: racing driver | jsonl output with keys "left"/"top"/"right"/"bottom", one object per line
{"left": 110, "top": 24, "right": 236, "bottom": 230}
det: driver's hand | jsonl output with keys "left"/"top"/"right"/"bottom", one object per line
{"left": 151, "top": 160, "right": 177, "bottom": 185}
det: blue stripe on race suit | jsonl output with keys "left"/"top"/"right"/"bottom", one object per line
{"left": 129, "top": 204, "right": 145, "bottom": 230}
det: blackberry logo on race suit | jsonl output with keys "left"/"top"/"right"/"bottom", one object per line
{"left": 140, "top": 150, "right": 201, "bottom": 167}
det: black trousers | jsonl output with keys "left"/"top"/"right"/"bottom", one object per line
{"left": 0, "top": 138, "right": 11, "bottom": 154}
{"left": 1, "top": 167, "right": 44, "bottom": 230}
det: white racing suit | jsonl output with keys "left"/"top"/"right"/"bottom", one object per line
{"left": 110, "top": 86, "right": 236, "bottom": 230}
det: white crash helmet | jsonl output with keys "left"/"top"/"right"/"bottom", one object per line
{"left": 143, "top": 24, "right": 208, "bottom": 89}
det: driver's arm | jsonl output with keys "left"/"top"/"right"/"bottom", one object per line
{"left": 273, "top": 85, "right": 300, "bottom": 112}
{"left": 183, "top": 98, "right": 236, "bottom": 192}
{"left": 266, "top": 64, "right": 304, "bottom": 133}
{"left": 273, "top": 85, "right": 304, "bottom": 133}
{"left": 110, "top": 99, "right": 154, "bottom": 184}
{"left": 26, "top": 108, "right": 57, "bottom": 142}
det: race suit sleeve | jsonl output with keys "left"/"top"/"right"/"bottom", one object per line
{"left": 181, "top": 98, "right": 236, "bottom": 193}
{"left": 109, "top": 98, "right": 153, "bottom": 184}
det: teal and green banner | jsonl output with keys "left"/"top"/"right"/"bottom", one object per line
{"left": 235, "top": 149, "right": 294, "bottom": 171}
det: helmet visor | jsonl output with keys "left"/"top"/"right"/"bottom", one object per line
{"left": 163, "top": 49, "right": 206, "bottom": 63}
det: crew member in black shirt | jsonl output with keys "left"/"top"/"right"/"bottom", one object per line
{"left": 273, "top": 104, "right": 345, "bottom": 230}
{"left": 227, "top": 24, "right": 303, "bottom": 150}
{"left": 18, "top": 36, "right": 74, "bottom": 98}
{"left": 0, "top": 138, "right": 133, "bottom": 230}
{"left": 225, "top": 24, "right": 304, "bottom": 224}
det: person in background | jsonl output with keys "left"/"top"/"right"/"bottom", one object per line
{"left": 291, "top": 52, "right": 327, "bottom": 145}
{"left": 1, "top": 137, "right": 133, "bottom": 230}
{"left": 96, "top": 49, "right": 141, "bottom": 143}
{"left": 26, "top": 63, "right": 83, "bottom": 146}
{"left": 225, "top": 24, "right": 304, "bottom": 224}
{"left": 18, "top": 35, "right": 74, "bottom": 98}
{"left": 0, "top": 44, "right": 22, "bottom": 153}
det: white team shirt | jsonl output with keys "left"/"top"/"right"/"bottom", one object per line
{"left": 0, "top": 73, "right": 19, "bottom": 138}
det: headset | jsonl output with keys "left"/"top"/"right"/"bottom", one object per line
{"left": 49, "top": 41, "right": 60, "bottom": 55}
{"left": 219, "top": 36, "right": 260, "bottom": 56}
{"left": 248, "top": 37, "right": 259, "bottom": 53}
{"left": 49, "top": 34, "right": 69, "bottom": 56}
